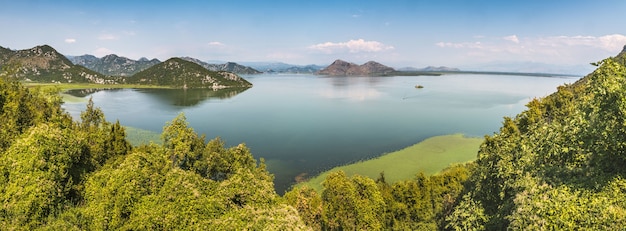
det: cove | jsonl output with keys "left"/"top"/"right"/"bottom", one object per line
{"left": 62, "top": 74, "right": 580, "bottom": 193}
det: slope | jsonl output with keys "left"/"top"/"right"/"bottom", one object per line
{"left": 126, "top": 57, "right": 252, "bottom": 89}
{"left": 446, "top": 49, "right": 626, "bottom": 230}
{"left": 0, "top": 45, "right": 111, "bottom": 83}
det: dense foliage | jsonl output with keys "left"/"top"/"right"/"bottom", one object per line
{"left": 3, "top": 46, "right": 626, "bottom": 230}
{"left": 446, "top": 55, "right": 626, "bottom": 230}
{"left": 285, "top": 164, "right": 471, "bottom": 230}
{"left": 0, "top": 65, "right": 307, "bottom": 229}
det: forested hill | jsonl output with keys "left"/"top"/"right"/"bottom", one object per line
{"left": 444, "top": 47, "right": 626, "bottom": 229}
{"left": 125, "top": 57, "right": 253, "bottom": 89}
{"left": 2, "top": 45, "right": 626, "bottom": 229}
{"left": 0, "top": 66, "right": 305, "bottom": 229}
{"left": 0, "top": 45, "right": 111, "bottom": 83}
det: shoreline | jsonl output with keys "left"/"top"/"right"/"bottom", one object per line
{"left": 293, "top": 134, "right": 483, "bottom": 192}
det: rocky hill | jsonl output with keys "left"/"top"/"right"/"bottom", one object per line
{"left": 68, "top": 54, "right": 160, "bottom": 76}
{"left": 126, "top": 58, "right": 252, "bottom": 89}
{"left": 0, "top": 45, "right": 111, "bottom": 83}
{"left": 317, "top": 59, "right": 395, "bottom": 76}
{"left": 180, "top": 57, "right": 261, "bottom": 74}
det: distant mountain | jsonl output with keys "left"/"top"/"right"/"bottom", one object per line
{"left": 317, "top": 60, "right": 395, "bottom": 76}
{"left": 68, "top": 54, "right": 160, "bottom": 76}
{"left": 398, "top": 66, "right": 460, "bottom": 72}
{"left": 241, "top": 62, "right": 324, "bottom": 74}
{"left": 180, "top": 57, "right": 261, "bottom": 74}
{"left": 126, "top": 58, "right": 252, "bottom": 89}
{"left": 0, "top": 45, "right": 111, "bottom": 83}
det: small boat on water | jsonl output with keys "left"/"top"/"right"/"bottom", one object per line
{"left": 415, "top": 84, "right": 424, "bottom": 89}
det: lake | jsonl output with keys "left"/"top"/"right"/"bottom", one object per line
{"left": 62, "top": 74, "right": 580, "bottom": 193}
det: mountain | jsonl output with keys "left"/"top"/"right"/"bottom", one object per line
{"left": 317, "top": 59, "right": 395, "bottom": 76}
{"left": 398, "top": 66, "right": 460, "bottom": 72}
{"left": 68, "top": 54, "right": 160, "bottom": 76}
{"left": 180, "top": 57, "right": 261, "bottom": 74}
{"left": 126, "top": 58, "right": 252, "bottom": 89}
{"left": 0, "top": 45, "right": 111, "bottom": 83}
{"left": 240, "top": 62, "right": 324, "bottom": 74}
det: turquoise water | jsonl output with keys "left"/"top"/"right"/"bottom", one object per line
{"left": 63, "top": 74, "right": 579, "bottom": 193}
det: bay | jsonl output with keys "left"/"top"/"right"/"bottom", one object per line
{"left": 62, "top": 74, "right": 580, "bottom": 193}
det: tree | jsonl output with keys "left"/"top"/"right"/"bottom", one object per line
{"left": 0, "top": 123, "right": 88, "bottom": 229}
{"left": 321, "top": 171, "right": 385, "bottom": 230}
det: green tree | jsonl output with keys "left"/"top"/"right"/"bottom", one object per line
{"left": 0, "top": 123, "right": 88, "bottom": 229}
{"left": 284, "top": 186, "right": 323, "bottom": 230}
{"left": 321, "top": 171, "right": 385, "bottom": 230}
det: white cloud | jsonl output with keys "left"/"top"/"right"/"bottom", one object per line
{"left": 435, "top": 34, "right": 626, "bottom": 65}
{"left": 98, "top": 34, "right": 118, "bottom": 40}
{"left": 309, "top": 39, "right": 394, "bottom": 54}
{"left": 64, "top": 38, "right": 76, "bottom": 44}
{"left": 436, "top": 41, "right": 483, "bottom": 49}
{"left": 538, "top": 34, "right": 626, "bottom": 51}
{"left": 208, "top": 41, "right": 224, "bottom": 46}
{"left": 503, "top": 35, "right": 519, "bottom": 44}
{"left": 94, "top": 47, "right": 114, "bottom": 57}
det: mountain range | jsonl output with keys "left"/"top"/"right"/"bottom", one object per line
{"left": 0, "top": 45, "right": 111, "bottom": 83}
{"left": 316, "top": 60, "right": 396, "bottom": 76}
{"left": 67, "top": 54, "right": 160, "bottom": 76}
{"left": 397, "top": 66, "right": 460, "bottom": 72}
{"left": 125, "top": 58, "right": 252, "bottom": 89}
{"left": 0, "top": 44, "right": 252, "bottom": 89}
{"left": 179, "top": 57, "right": 261, "bottom": 75}
{"left": 241, "top": 62, "right": 325, "bottom": 74}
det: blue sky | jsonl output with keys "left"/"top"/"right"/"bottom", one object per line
{"left": 1, "top": 0, "right": 625, "bottom": 73}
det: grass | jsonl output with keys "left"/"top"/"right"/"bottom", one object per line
{"left": 23, "top": 82, "right": 167, "bottom": 91}
{"left": 124, "top": 126, "right": 162, "bottom": 146}
{"left": 295, "top": 134, "right": 483, "bottom": 192}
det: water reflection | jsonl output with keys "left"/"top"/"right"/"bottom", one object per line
{"left": 66, "top": 87, "right": 250, "bottom": 107}
{"left": 65, "top": 88, "right": 122, "bottom": 97}
{"left": 135, "top": 88, "right": 250, "bottom": 106}
{"left": 320, "top": 77, "right": 386, "bottom": 101}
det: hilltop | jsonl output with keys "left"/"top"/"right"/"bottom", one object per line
{"left": 68, "top": 54, "right": 160, "bottom": 76}
{"left": 125, "top": 57, "right": 252, "bottom": 89}
{"left": 180, "top": 57, "right": 261, "bottom": 74}
{"left": 317, "top": 59, "right": 395, "bottom": 76}
{"left": 0, "top": 45, "right": 111, "bottom": 83}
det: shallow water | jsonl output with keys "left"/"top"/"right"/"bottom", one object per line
{"left": 63, "top": 74, "right": 580, "bottom": 193}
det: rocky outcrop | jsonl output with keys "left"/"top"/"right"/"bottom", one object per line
{"left": 68, "top": 54, "right": 160, "bottom": 76}
{"left": 0, "top": 45, "right": 111, "bottom": 83}
{"left": 317, "top": 59, "right": 395, "bottom": 76}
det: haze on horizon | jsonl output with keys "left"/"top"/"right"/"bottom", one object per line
{"left": 1, "top": 0, "right": 625, "bottom": 74}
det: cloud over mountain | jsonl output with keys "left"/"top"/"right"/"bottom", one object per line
{"left": 308, "top": 39, "right": 394, "bottom": 54}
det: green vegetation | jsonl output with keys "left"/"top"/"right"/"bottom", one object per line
{"left": 127, "top": 58, "right": 253, "bottom": 89}
{"left": 446, "top": 55, "right": 626, "bottom": 230}
{"left": 3, "top": 46, "right": 626, "bottom": 230}
{"left": 298, "top": 134, "right": 482, "bottom": 192}
{"left": 0, "top": 45, "right": 111, "bottom": 83}
{"left": 0, "top": 65, "right": 308, "bottom": 229}
{"left": 124, "top": 126, "right": 161, "bottom": 146}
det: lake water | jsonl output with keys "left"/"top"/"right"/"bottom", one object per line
{"left": 62, "top": 74, "right": 580, "bottom": 193}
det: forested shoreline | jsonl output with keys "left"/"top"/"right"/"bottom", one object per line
{"left": 1, "top": 48, "right": 626, "bottom": 229}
